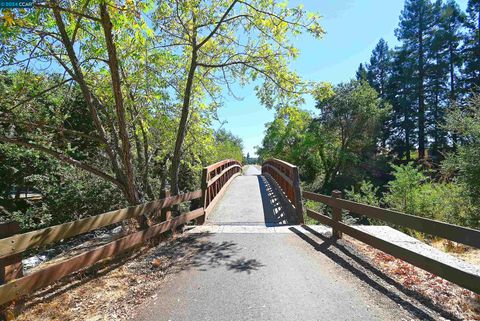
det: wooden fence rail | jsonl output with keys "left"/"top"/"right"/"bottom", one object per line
{"left": 201, "top": 159, "right": 242, "bottom": 217}
{"left": 262, "top": 158, "right": 303, "bottom": 224}
{"left": 0, "top": 190, "right": 203, "bottom": 306}
{"left": 303, "top": 190, "right": 480, "bottom": 293}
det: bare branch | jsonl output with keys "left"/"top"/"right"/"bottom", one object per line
{"left": 196, "top": 0, "right": 239, "bottom": 49}
{"left": 36, "top": 2, "right": 101, "bottom": 22}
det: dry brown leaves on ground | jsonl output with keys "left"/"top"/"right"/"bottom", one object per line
{"left": 12, "top": 232, "right": 214, "bottom": 321}
{"left": 348, "top": 237, "right": 480, "bottom": 321}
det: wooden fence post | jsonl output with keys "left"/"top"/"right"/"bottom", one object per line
{"left": 1, "top": 221, "right": 23, "bottom": 320}
{"left": 160, "top": 188, "right": 171, "bottom": 222}
{"left": 292, "top": 166, "right": 304, "bottom": 224}
{"left": 331, "top": 190, "right": 343, "bottom": 239}
{"left": 197, "top": 167, "right": 208, "bottom": 225}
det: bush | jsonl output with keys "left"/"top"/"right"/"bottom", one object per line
{"left": 1, "top": 166, "right": 127, "bottom": 231}
{"left": 345, "top": 163, "right": 478, "bottom": 230}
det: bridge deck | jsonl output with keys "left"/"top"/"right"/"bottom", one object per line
{"left": 206, "top": 166, "right": 296, "bottom": 226}
{"left": 134, "top": 166, "right": 414, "bottom": 320}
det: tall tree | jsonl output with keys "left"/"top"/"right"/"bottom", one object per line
{"left": 463, "top": 0, "right": 480, "bottom": 96}
{"left": 432, "top": 0, "right": 465, "bottom": 152}
{"left": 387, "top": 48, "right": 417, "bottom": 161}
{"left": 366, "top": 38, "right": 392, "bottom": 148}
{"left": 311, "top": 80, "right": 388, "bottom": 189}
{"left": 0, "top": 1, "right": 164, "bottom": 214}
{"left": 366, "top": 39, "right": 391, "bottom": 98}
{"left": 396, "top": 0, "right": 437, "bottom": 159}
{"left": 356, "top": 63, "right": 368, "bottom": 81}
{"left": 154, "top": 0, "right": 324, "bottom": 196}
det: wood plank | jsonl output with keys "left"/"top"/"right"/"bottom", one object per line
{"left": 264, "top": 158, "right": 296, "bottom": 169}
{"left": 0, "top": 222, "right": 23, "bottom": 284}
{"left": 262, "top": 164, "right": 293, "bottom": 186}
{"left": 205, "top": 159, "right": 241, "bottom": 172}
{"left": 303, "top": 191, "right": 480, "bottom": 248}
{"left": 205, "top": 172, "right": 241, "bottom": 216}
{"left": 0, "top": 191, "right": 202, "bottom": 258}
{"left": 207, "top": 164, "right": 242, "bottom": 187}
{"left": 306, "top": 209, "right": 480, "bottom": 294}
{"left": 0, "top": 208, "right": 205, "bottom": 306}
{"left": 292, "top": 166, "right": 304, "bottom": 224}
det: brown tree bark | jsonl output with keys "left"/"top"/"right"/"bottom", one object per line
{"left": 170, "top": 49, "right": 198, "bottom": 196}
{"left": 100, "top": 3, "right": 139, "bottom": 205}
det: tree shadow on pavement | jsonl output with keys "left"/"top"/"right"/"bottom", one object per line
{"left": 135, "top": 232, "right": 264, "bottom": 275}
{"left": 289, "top": 226, "right": 462, "bottom": 321}
{"left": 20, "top": 232, "right": 264, "bottom": 313}
{"left": 227, "top": 258, "right": 264, "bottom": 274}
{"left": 257, "top": 175, "right": 296, "bottom": 226}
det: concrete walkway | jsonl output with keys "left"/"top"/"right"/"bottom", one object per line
{"left": 206, "top": 166, "right": 295, "bottom": 226}
{"left": 133, "top": 166, "right": 454, "bottom": 320}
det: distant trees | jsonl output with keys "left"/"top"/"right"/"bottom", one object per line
{"left": 257, "top": 80, "right": 386, "bottom": 190}
{"left": 359, "top": 0, "right": 480, "bottom": 162}
{"left": 345, "top": 0, "right": 480, "bottom": 229}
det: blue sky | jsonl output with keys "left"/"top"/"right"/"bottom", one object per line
{"left": 215, "top": 0, "right": 468, "bottom": 157}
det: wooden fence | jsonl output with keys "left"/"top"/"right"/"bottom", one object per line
{"left": 303, "top": 190, "right": 480, "bottom": 293}
{"left": 262, "top": 158, "right": 304, "bottom": 224}
{"left": 201, "top": 159, "right": 242, "bottom": 217}
{"left": 0, "top": 191, "right": 203, "bottom": 306}
{"left": 0, "top": 158, "right": 243, "bottom": 308}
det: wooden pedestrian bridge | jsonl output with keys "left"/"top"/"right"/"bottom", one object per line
{"left": 1, "top": 159, "right": 479, "bottom": 320}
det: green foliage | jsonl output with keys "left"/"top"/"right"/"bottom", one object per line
{"left": 256, "top": 106, "right": 312, "bottom": 164}
{"left": 258, "top": 80, "right": 387, "bottom": 192}
{"left": 442, "top": 94, "right": 480, "bottom": 227}
{"left": 384, "top": 163, "right": 426, "bottom": 214}
{"left": 212, "top": 129, "right": 244, "bottom": 163}
{"left": 345, "top": 181, "right": 381, "bottom": 207}
{"left": 1, "top": 166, "right": 127, "bottom": 231}
{"left": 346, "top": 163, "right": 478, "bottom": 229}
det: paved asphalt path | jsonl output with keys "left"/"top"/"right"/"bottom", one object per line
{"left": 134, "top": 166, "right": 411, "bottom": 320}
{"left": 206, "top": 165, "right": 295, "bottom": 226}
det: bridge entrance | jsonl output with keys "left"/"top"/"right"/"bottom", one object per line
{"left": 206, "top": 165, "right": 297, "bottom": 226}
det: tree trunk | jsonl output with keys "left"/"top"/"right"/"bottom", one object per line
{"left": 170, "top": 49, "right": 198, "bottom": 196}
{"left": 405, "top": 101, "right": 411, "bottom": 162}
{"left": 418, "top": 19, "right": 426, "bottom": 160}
{"left": 100, "top": 3, "right": 139, "bottom": 206}
{"left": 449, "top": 42, "right": 458, "bottom": 150}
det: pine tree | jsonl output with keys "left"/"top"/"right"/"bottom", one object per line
{"left": 463, "top": 0, "right": 480, "bottom": 96}
{"left": 367, "top": 39, "right": 391, "bottom": 98}
{"left": 396, "top": 0, "right": 437, "bottom": 159}
{"left": 366, "top": 39, "right": 392, "bottom": 148}
{"left": 436, "top": 0, "right": 465, "bottom": 151}
{"left": 387, "top": 48, "right": 417, "bottom": 161}
{"left": 356, "top": 63, "right": 368, "bottom": 81}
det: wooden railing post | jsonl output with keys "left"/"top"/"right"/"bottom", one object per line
{"left": 160, "top": 189, "right": 172, "bottom": 222}
{"left": 0, "top": 222, "right": 23, "bottom": 284}
{"left": 198, "top": 167, "right": 208, "bottom": 225}
{"left": 292, "top": 166, "right": 304, "bottom": 224}
{"left": 1, "top": 221, "right": 23, "bottom": 320}
{"left": 331, "top": 190, "right": 343, "bottom": 239}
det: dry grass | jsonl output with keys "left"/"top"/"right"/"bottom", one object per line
{"left": 431, "top": 239, "right": 480, "bottom": 267}
{"left": 8, "top": 234, "right": 185, "bottom": 321}
{"left": 347, "top": 237, "right": 480, "bottom": 321}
